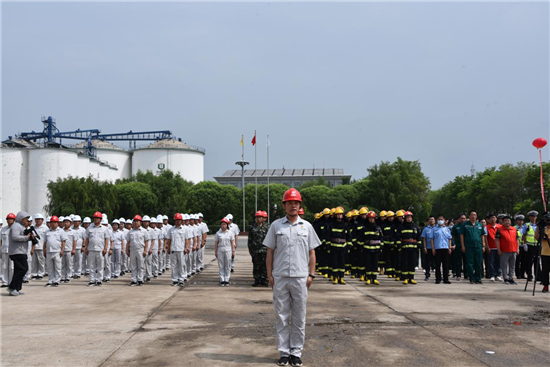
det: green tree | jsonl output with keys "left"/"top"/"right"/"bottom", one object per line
{"left": 114, "top": 182, "right": 158, "bottom": 219}
{"left": 364, "top": 158, "right": 432, "bottom": 220}
{"left": 186, "top": 181, "right": 241, "bottom": 227}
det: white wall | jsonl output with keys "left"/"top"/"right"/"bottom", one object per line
{"left": 1, "top": 147, "right": 29, "bottom": 216}
{"left": 95, "top": 149, "right": 131, "bottom": 181}
{"left": 28, "top": 148, "right": 77, "bottom": 216}
{"left": 132, "top": 149, "right": 204, "bottom": 183}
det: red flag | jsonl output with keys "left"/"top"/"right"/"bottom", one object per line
{"left": 251, "top": 133, "right": 256, "bottom": 146}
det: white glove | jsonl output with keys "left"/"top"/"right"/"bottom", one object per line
{"left": 523, "top": 244, "right": 528, "bottom": 252}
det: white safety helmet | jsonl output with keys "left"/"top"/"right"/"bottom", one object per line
{"left": 142, "top": 215, "right": 151, "bottom": 222}
{"left": 119, "top": 217, "right": 125, "bottom": 223}
{"left": 102, "top": 213, "right": 107, "bottom": 220}
{"left": 63, "top": 216, "right": 72, "bottom": 222}
{"left": 182, "top": 214, "right": 189, "bottom": 220}
{"left": 73, "top": 215, "right": 82, "bottom": 222}
{"left": 198, "top": 213, "right": 203, "bottom": 218}
{"left": 46, "top": 216, "right": 51, "bottom": 223}
{"left": 35, "top": 213, "right": 44, "bottom": 220}
{"left": 126, "top": 219, "right": 132, "bottom": 224}
{"left": 162, "top": 215, "right": 168, "bottom": 221}
{"left": 70, "top": 214, "right": 75, "bottom": 220}
{"left": 28, "top": 216, "right": 33, "bottom": 221}
{"left": 226, "top": 214, "right": 233, "bottom": 220}
{"left": 59, "top": 216, "right": 65, "bottom": 222}
{"left": 101, "top": 218, "right": 108, "bottom": 225}
{"left": 112, "top": 219, "right": 120, "bottom": 225}
{"left": 150, "top": 217, "right": 157, "bottom": 224}
{"left": 156, "top": 215, "right": 163, "bottom": 222}
{"left": 83, "top": 217, "right": 91, "bottom": 224}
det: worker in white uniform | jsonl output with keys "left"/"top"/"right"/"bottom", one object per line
{"left": 83, "top": 212, "right": 110, "bottom": 287}
{"left": 61, "top": 216, "right": 76, "bottom": 282}
{"left": 142, "top": 216, "right": 154, "bottom": 282}
{"left": 124, "top": 219, "right": 132, "bottom": 273}
{"left": 101, "top": 218, "right": 115, "bottom": 283}
{"left": 167, "top": 213, "right": 188, "bottom": 286}
{"left": 81, "top": 217, "right": 92, "bottom": 275}
{"left": 215, "top": 217, "right": 235, "bottom": 286}
{"left": 190, "top": 215, "right": 199, "bottom": 275}
{"left": 163, "top": 215, "right": 172, "bottom": 270}
{"left": 197, "top": 213, "right": 209, "bottom": 272}
{"left": 126, "top": 215, "right": 149, "bottom": 286}
{"left": 31, "top": 213, "right": 48, "bottom": 280}
{"left": 118, "top": 217, "right": 128, "bottom": 275}
{"left": 263, "top": 188, "right": 321, "bottom": 367}
{"left": 23, "top": 216, "right": 34, "bottom": 283}
{"left": 182, "top": 214, "right": 192, "bottom": 279}
{"left": 155, "top": 215, "right": 165, "bottom": 276}
{"left": 227, "top": 214, "right": 240, "bottom": 273}
{"left": 1, "top": 213, "right": 16, "bottom": 287}
{"left": 150, "top": 217, "right": 161, "bottom": 278}
{"left": 43, "top": 216, "right": 68, "bottom": 287}
{"left": 111, "top": 219, "right": 125, "bottom": 278}
{"left": 71, "top": 215, "right": 85, "bottom": 279}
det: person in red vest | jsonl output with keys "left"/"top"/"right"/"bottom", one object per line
{"left": 495, "top": 216, "right": 521, "bottom": 285}
{"left": 485, "top": 214, "right": 503, "bottom": 282}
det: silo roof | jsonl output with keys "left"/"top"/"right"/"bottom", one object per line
{"left": 72, "top": 139, "right": 124, "bottom": 151}
{"left": 136, "top": 139, "right": 204, "bottom": 153}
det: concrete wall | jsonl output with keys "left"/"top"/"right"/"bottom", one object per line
{"left": 1, "top": 147, "right": 29, "bottom": 216}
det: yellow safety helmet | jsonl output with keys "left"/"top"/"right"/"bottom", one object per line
{"left": 379, "top": 210, "right": 387, "bottom": 217}
{"left": 359, "top": 207, "right": 369, "bottom": 215}
{"left": 396, "top": 210, "right": 406, "bottom": 217}
{"left": 386, "top": 210, "right": 395, "bottom": 217}
{"left": 335, "top": 207, "right": 345, "bottom": 215}
{"left": 346, "top": 211, "right": 353, "bottom": 218}
{"left": 330, "top": 208, "right": 336, "bottom": 216}
{"left": 322, "top": 208, "right": 331, "bottom": 215}
{"left": 314, "top": 213, "right": 320, "bottom": 220}
{"left": 352, "top": 209, "right": 360, "bottom": 216}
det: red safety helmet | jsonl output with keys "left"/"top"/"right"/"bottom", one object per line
{"left": 50, "top": 216, "right": 59, "bottom": 222}
{"left": 221, "top": 218, "right": 230, "bottom": 224}
{"left": 255, "top": 211, "right": 263, "bottom": 217}
{"left": 133, "top": 215, "right": 142, "bottom": 221}
{"left": 367, "top": 211, "right": 377, "bottom": 218}
{"left": 6, "top": 213, "right": 16, "bottom": 220}
{"left": 174, "top": 213, "right": 183, "bottom": 220}
{"left": 298, "top": 208, "right": 305, "bottom": 215}
{"left": 282, "top": 188, "right": 302, "bottom": 203}
{"left": 404, "top": 211, "right": 413, "bottom": 217}
{"left": 262, "top": 211, "right": 268, "bottom": 218}
{"left": 93, "top": 211, "right": 102, "bottom": 218}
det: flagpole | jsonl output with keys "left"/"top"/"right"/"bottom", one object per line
{"left": 235, "top": 135, "right": 248, "bottom": 233}
{"left": 267, "top": 134, "right": 270, "bottom": 223}
{"left": 255, "top": 130, "right": 257, "bottom": 213}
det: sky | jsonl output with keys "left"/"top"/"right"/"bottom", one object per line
{"left": 1, "top": 1, "right": 548, "bottom": 189}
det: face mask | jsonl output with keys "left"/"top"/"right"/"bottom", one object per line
{"left": 438, "top": 220, "right": 445, "bottom": 226}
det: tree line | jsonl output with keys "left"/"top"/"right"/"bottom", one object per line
{"left": 46, "top": 158, "right": 548, "bottom": 228}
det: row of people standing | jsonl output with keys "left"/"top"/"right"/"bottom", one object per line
{"left": 312, "top": 208, "right": 423, "bottom": 285}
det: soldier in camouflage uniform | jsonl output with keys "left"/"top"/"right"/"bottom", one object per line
{"left": 248, "top": 210, "right": 270, "bottom": 287}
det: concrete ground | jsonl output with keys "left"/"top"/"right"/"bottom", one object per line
{"left": 1, "top": 235, "right": 549, "bottom": 367}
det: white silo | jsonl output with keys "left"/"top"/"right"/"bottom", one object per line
{"left": 75, "top": 155, "right": 91, "bottom": 178}
{"left": 1, "top": 146, "right": 29, "bottom": 215}
{"left": 72, "top": 140, "right": 131, "bottom": 181}
{"left": 131, "top": 139, "right": 205, "bottom": 183}
{"left": 28, "top": 148, "right": 77, "bottom": 215}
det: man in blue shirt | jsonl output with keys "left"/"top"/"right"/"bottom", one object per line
{"left": 421, "top": 216, "right": 435, "bottom": 281}
{"left": 428, "top": 215, "right": 453, "bottom": 284}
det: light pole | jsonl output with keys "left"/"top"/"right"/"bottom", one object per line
{"left": 236, "top": 160, "right": 249, "bottom": 231}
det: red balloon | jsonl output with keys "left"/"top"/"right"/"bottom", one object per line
{"left": 532, "top": 138, "right": 547, "bottom": 149}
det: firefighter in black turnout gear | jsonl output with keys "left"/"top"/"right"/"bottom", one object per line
{"left": 396, "top": 211, "right": 422, "bottom": 284}
{"left": 362, "top": 211, "right": 384, "bottom": 285}
{"left": 328, "top": 207, "right": 350, "bottom": 285}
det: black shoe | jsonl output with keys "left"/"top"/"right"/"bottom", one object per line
{"left": 470, "top": 280, "right": 475, "bottom": 284}
{"left": 278, "top": 357, "right": 290, "bottom": 366}
{"left": 45, "top": 283, "right": 52, "bottom": 287}
{"left": 88, "top": 282, "right": 96, "bottom": 287}
{"left": 1, "top": 285, "right": 8, "bottom": 288}
{"left": 191, "top": 272, "right": 196, "bottom": 276}
{"left": 138, "top": 281, "right": 143, "bottom": 286}
{"left": 172, "top": 281, "right": 178, "bottom": 286}
{"left": 53, "top": 283, "right": 59, "bottom": 287}
{"left": 252, "top": 282, "right": 260, "bottom": 287}
{"left": 23, "top": 280, "right": 29, "bottom": 284}
{"left": 146, "top": 278, "right": 151, "bottom": 283}
{"left": 290, "top": 355, "right": 303, "bottom": 367}
{"left": 231, "top": 268, "right": 234, "bottom": 273}
{"left": 435, "top": 280, "right": 441, "bottom": 284}
{"left": 130, "top": 282, "right": 137, "bottom": 287}
{"left": 224, "top": 282, "right": 229, "bottom": 286}
{"left": 510, "top": 280, "right": 518, "bottom": 285}
{"left": 475, "top": 280, "right": 482, "bottom": 284}
{"left": 105, "top": 279, "right": 110, "bottom": 283}
{"left": 178, "top": 282, "right": 184, "bottom": 287}
{"left": 38, "top": 276, "right": 44, "bottom": 280}
{"left": 112, "top": 275, "right": 118, "bottom": 279}
{"left": 200, "top": 267, "right": 204, "bottom": 271}
{"left": 153, "top": 275, "right": 157, "bottom": 279}
{"left": 96, "top": 282, "right": 102, "bottom": 286}
{"left": 444, "top": 281, "right": 451, "bottom": 284}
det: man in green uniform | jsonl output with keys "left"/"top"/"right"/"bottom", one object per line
{"left": 248, "top": 211, "right": 270, "bottom": 287}
{"left": 450, "top": 213, "right": 466, "bottom": 281}
{"left": 459, "top": 211, "right": 487, "bottom": 284}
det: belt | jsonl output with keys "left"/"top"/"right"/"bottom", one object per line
{"left": 331, "top": 238, "right": 347, "bottom": 244}
{"left": 402, "top": 239, "right": 417, "bottom": 243}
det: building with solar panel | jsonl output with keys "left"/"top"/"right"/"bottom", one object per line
{"left": 214, "top": 168, "right": 351, "bottom": 188}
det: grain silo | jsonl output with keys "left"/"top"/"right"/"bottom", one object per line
{"left": 131, "top": 139, "right": 205, "bottom": 183}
